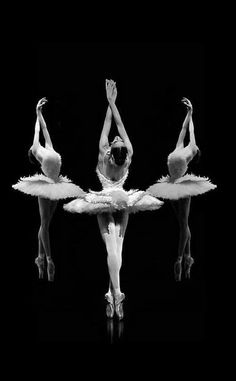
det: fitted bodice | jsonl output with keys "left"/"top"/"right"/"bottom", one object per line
{"left": 40, "top": 148, "right": 62, "bottom": 181}
{"left": 96, "top": 167, "right": 129, "bottom": 190}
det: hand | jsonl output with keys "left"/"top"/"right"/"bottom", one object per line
{"left": 106, "top": 79, "right": 117, "bottom": 103}
{"left": 36, "top": 97, "right": 47, "bottom": 112}
{"left": 181, "top": 97, "right": 193, "bottom": 111}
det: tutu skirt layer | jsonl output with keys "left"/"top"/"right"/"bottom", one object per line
{"left": 147, "top": 174, "right": 217, "bottom": 200}
{"left": 12, "top": 173, "right": 85, "bottom": 200}
{"left": 64, "top": 187, "right": 163, "bottom": 214}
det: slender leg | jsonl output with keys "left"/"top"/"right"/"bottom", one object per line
{"left": 178, "top": 197, "right": 193, "bottom": 279}
{"left": 183, "top": 226, "right": 194, "bottom": 279}
{"left": 36, "top": 225, "right": 46, "bottom": 279}
{"left": 97, "top": 213, "right": 118, "bottom": 318}
{"left": 113, "top": 211, "right": 129, "bottom": 320}
{"left": 97, "top": 213, "right": 120, "bottom": 292}
{"left": 171, "top": 197, "right": 191, "bottom": 281}
{"left": 171, "top": 200, "right": 182, "bottom": 281}
{"left": 114, "top": 210, "right": 129, "bottom": 274}
{"left": 97, "top": 211, "right": 129, "bottom": 319}
{"left": 47, "top": 200, "right": 57, "bottom": 281}
{"left": 35, "top": 197, "right": 50, "bottom": 279}
{"left": 37, "top": 197, "right": 57, "bottom": 281}
{"left": 38, "top": 227, "right": 45, "bottom": 258}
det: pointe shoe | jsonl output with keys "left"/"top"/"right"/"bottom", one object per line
{"left": 105, "top": 293, "right": 114, "bottom": 318}
{"left": 184, "top": 256, "right": 194, "bottom": 279}
{"left": 114, "top": 293, "right": 125, "bottom": 320}
{"left": 174, "top": 258, "right": 182, "bottom": 281}
{"left": 35, "top": 256, "right": 45, "bottom": 279}
{"left": 46, "top": 258, "right": 55, "bottom": 282}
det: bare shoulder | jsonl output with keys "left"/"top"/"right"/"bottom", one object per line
{"left": 97, "top": 150, "right": 108, "bottom": 172}
{"left": 31, "top": 145, "right": 43, "bottom": 163}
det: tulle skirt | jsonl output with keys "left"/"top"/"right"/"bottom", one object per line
{"left": 146, "top": 173, "right": 217, "bottom": 200}
{"left": 64, "top": 187, "right": 164, "bottom": 214}
{"left": 12, "top": 173, "right": 85, "bottom": 200}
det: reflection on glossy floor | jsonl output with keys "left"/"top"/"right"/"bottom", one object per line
{"left": 27, "top": 273, "right": 206, "bottom": 342}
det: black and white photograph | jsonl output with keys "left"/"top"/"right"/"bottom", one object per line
{"left": 9, "top": 42, "right": 218, "bottom": 343}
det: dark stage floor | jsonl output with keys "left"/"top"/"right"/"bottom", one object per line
{"left": 30, "top": 278, "right": 206, "bottom": 343}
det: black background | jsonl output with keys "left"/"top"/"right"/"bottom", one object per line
{"left": 8, "top": 42, "right": 218, "bottom": 343}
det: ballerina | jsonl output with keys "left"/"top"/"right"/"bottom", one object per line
{"left": 12, "top": 97, "right": 84, "bottom": 281}
{"left": 147, "top": 97, "right": 217, "bottom": 281}
{"left": 64, "top": 80, "right": 163, "bottom": 318}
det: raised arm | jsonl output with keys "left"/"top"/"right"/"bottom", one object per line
{"left": 106, "top": 80, "right": 133, "bottom": 156}
{"left": 188, "top": 114, "right": 196, "bottom": 146}
{"left": 36, "top": 98, "right": 53, "bottom": 148}
{"left": 175, "top": 97, "right": 193, "bottom": 148}
{"left": 99, "top": 105, "right": 112, "bottom": 155}
{"left": 32, "top": 115, "right": 41, "bottom": 154}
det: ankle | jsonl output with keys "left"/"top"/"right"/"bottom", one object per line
{"left": 35, "top": 256, "right": 44, "bottom": 264}
{"left": 46, "top": 257, "right": 54, "bottom": 263}
{"left": 176, "top": 257, "right": 182, "bottom": 263}
{"left": 113, "top": 288, "right": 121, "bottom": 297}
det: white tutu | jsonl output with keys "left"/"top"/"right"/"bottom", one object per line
{"left": 64, "top": 168, "right": 163, "bottom": 214}
{"left": 147, "top": 173, "right": 217, "bottom": 200}
{"left": 12, "top": 173, "right": 85, "bottom": 200}
{"left": 64, "top": 187, "right": 163, "bottom": 214}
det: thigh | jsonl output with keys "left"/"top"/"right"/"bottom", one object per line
{"left": 178, "top": 197, "right": 191, "bottom": 224}
{"left": 38, "top": 197, "right": 52, "bottom": 222}
{"left": 97, "top": 213, "right": 115, "bottom": 235}
{"left": 49, "top": 200, "right": 58, "bottom": 219}
{"left": 114, "top": 210, "right": 129, "bottom": 238}
{"left": 170, "top": 200, "right": 179, "bottom": 219}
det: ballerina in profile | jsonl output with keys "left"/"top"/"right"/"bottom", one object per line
{"left": 12, "top": 97, "right": 84, "bottom": 281}
{"left": 64, "top": 80, "right": 163, "bottom": 318}
{"left": 147, "top": 97, "right": 217, "bottom": 281}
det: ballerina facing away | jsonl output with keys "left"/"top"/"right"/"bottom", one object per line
{"left": 12, "top": 98, "right": 84, "bottom": 281}
{"left": 64, "top": 80, "right": 163, "bottom": 319}
{"left": 147, "top": 97, "right": 216, "bottom": 281}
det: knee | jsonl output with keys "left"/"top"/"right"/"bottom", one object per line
{"left": 41, "top": 219, "right": 50, "bottom": 230}
{"left": 107, "top": 251, "right": 119, "bottom": 267}
{"left": 107, "top": 222, "right": 116, "bottom": 236}
{"left": 180, "top": 223, "right": 189, "bottom": 236}
{"left": 187, "top": 227, "right": 191, "bottom": 239}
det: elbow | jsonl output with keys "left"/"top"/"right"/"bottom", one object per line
{"left": 31, "top": 147, "right": 37, "bottom": 156}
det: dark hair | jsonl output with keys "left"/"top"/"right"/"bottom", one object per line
{"left": 28, "top": 148, "right": 40, "bottom": 167}
{"left": 111, "top": 146, "right": 128, "bottom": 166}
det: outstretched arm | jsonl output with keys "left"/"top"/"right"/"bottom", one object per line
{"left": 106, "top": 80, "right": 133, "bottom": 156}
{"left": 36, "top": 98, "right": 53, "bottom": 148}
{"left": 175, "top": 97, "right": 193, "bottom": 148}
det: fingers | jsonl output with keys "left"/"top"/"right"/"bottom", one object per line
{"left": 105, "top": 79, "right": 116, "bottom": 87}
{"left": 181, "top": 97, "right": 192, "bottom": 109}
{"left": 181, "top": 97, "right": 191, "bottom": 104}
{"left": 39, "top": 97, "right": 47, "bottom": 103}
{"left": 36, "top": 97, "right": 48, "bottom": 111}
{"left": 37, "top": 97, "right": 47, "bottom": 104}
